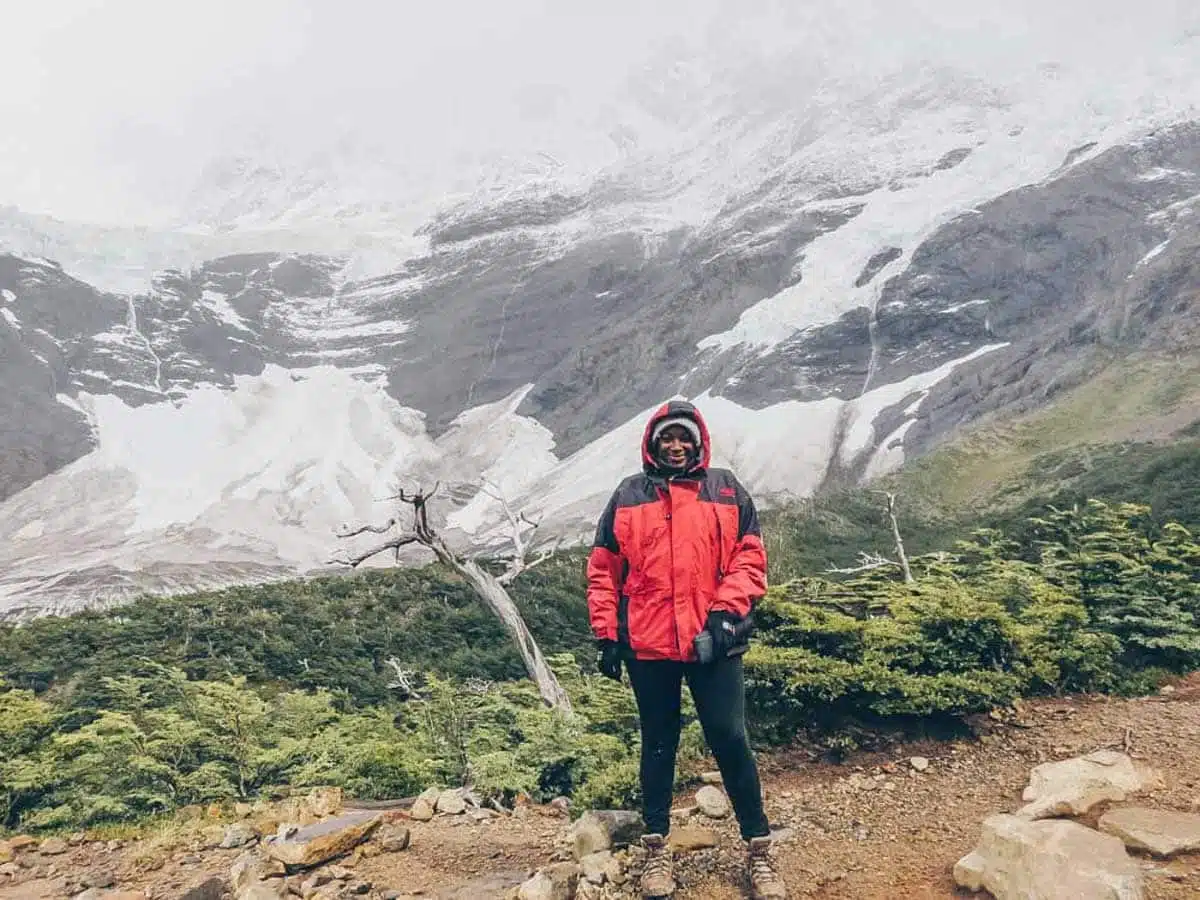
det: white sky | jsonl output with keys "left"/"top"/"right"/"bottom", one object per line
{"left": 2, "top": 0, "right": 1197, "bottom": 226}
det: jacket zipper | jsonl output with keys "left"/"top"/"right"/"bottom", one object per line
{"left": 665, "top": 483, "right": 681, "bottom": 658}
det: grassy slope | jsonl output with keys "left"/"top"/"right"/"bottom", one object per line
{"left": 891, "top": 352, "right": 1200, "bottom": 518}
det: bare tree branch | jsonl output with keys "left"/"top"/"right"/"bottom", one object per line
{"left": 826, "top": 551, "right": 901, "bottom": 576}
{"left": 328, "top": 534, "right": 419, "bottom": 568}
{"left": 496, "top": 538, "right": 562, "bottom": 585}
{"left": 478, "top": 479, "right": 556, "bottom": 585}
{"left": 334, "top": 518, "right": 398, "bottom": 538}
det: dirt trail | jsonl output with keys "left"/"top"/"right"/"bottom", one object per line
{"left": 2, "top": 673, "right": 1198, "bottom": 899}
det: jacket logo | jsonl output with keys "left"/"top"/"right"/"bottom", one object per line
{"left": 719, "top": 487, "right": 736, "bottom": 497}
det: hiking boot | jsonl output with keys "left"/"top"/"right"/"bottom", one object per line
{"left": 640, "top": 833, "right": 675, "bottom": 897}
{"left": 747, "top": 835, "right": 788, "bottom": 899}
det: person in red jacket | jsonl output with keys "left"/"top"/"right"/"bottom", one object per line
{"left": 586, "top": 400, "right": 787, "bottom": 900}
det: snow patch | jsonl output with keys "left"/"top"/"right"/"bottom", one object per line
{"left": 0, "top": 308, "right": 18, "bottom": 330}
{"left": 199, "top": 289, "right": 255, "bottom": 333}
{"left": 1, "top": 289, "right": 15, "bottom": 303}
{"left": 439, "top": 384, "right": 560, "bottom": 535}
{"left": 941, "top": 298, "right": 992, "bottom": 314}
{"left": 862, "top": 419, "right": 918, "bottom": 481}
{"left": 79, "top": 364, "right": 438, "bottom": 538}
{"left": 839, "top": 343, "right": 1009, "bottom": 467}
{"left": 1135, "top": 239, "right": 1171, "bottom": 269}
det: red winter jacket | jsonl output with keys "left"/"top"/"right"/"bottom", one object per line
{"left": 585, "top": 400, "right": 768, "bottom": 662}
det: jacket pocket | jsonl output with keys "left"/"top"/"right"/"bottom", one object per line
{"left": 625, "top": 590, "right": 673, "bottom": 655}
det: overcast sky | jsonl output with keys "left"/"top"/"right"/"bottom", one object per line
{"left": 3, "top": 0, "right": 1197, "bottom": 226}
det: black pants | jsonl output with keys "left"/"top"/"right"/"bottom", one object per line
{"left": 626, "top": 654, "right": 769, "bottom": 841}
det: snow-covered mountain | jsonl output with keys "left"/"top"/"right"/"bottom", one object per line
{"left": 2, "top": 17, "right": 1200, "bottom": 618}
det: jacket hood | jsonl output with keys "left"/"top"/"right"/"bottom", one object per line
{"left": 641, "top": 399, "right": 711, "bottom": 475}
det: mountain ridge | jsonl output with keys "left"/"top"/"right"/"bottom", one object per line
{"left": 2, "top": 108, "right": 1199, "bottom": 617}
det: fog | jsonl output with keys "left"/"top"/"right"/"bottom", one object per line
{"left": 3, "top": 0, "right": 1197, "bottom": 226}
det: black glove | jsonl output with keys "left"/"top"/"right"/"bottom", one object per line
{"left": 598, "top": 639, "right": 623, "bottom": 681}
{"left": 706, "top": 610, "right": 740, "bottom": 658}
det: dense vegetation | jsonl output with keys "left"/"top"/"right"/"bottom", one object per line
{"left": 1, "top": 438, "right": 1197, "bottom": 834}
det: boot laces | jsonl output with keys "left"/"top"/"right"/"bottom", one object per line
{"left": 751, "top": 851, "right": 780, "bottom": 883}
{"left": 750, "top": 842, "right": 782, "bottom": 887}
{"left": 644, "top": 841, "right": 672, "bottom": 879}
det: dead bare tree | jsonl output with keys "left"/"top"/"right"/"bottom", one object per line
{"left": 873, "top": 490, "right": 914, "bottom": 583}
{"left": 383, "top": 657, "right": 420, "bottom": 697}
{"left": 824, "top": 491, "right": 914, "bottom": 583}
{"left": 330, "top": 483, "right": 573, "bottom": 714}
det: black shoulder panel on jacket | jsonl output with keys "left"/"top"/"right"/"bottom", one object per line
{"left": 613, "top": 474, "right": 662, "bottom": 508}
{"left": 699, "top": 468, "right": 760, "bottom": 539}
{"left": 698, "top": 468, "right": 739, "bottom": 505}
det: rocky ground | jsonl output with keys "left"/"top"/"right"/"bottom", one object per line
{"left": 2, "top": 673, "right": 1198, "bottom": 900}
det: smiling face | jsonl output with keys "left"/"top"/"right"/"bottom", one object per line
{"left": 656, "top": 424, "right": 696, "bottom": 470}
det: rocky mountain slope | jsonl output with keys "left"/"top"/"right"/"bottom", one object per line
{"left": 2, "top": 56, "right": 1200, "bottom": 617}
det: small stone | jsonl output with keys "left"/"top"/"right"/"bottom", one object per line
{"left": 220, "top": 823, "right": 259, "bottom": 849}
{"left": 700, "top": 771, "right": 724, "bottom": 785}
{"left": 668, "top": 825, "right": 720, "bottom": 851}
{"left": 377, "top": 824, "right": 411, "bottom": 853}
{"left": 567, "top": 810, "right": 645, "bottom": 860}
{"left": 603, "top": 854, "right": 627, "bottom": 885}
{"left": 409, "top": 787, "right": 439, "bottom": 821}
{"left": 1018, "top": 750, "right": 1162, "bottom": 819}
{"left": 954, "top": 814, "right": 1142, "bottom": 899}
{"left": 517, "top": 862, "right": 579, "bottom": 900}
{"left": 267, "top": 810, "right": 382, "bottom": 869}
{"left": 178, "top": 873, "right": 229, "bottom": 900}
{"left": 436, "top": 789, "right": 467, "bottom": 815}
{"left": 910, "top": 756, "right": 930, "bottom": 772}
{"left": 37, "top": 838, "right": 68, "bottom": 855}
{"left": 695, "top": 785, "right": 731, "bottom": 818}
{"left": 1099, "top": 807, "right": 1200, "bottom": 858}
{"left": 304, "top": 787, "right": 344, "bottom": 818}
{"left": 580, "top": 850, "right": 612, "bottom": 883}
{"left": 230, "top": 850, "right": 286, "bottom": 892}
{"left": 82, "top": 868, "right": 115, "bottom": 892}
{"left": 409, "top": 797, "right": 435, "bottom": 821}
